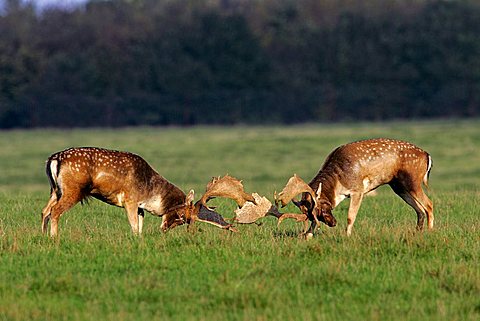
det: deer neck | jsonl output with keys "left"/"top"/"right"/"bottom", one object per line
{"left": 308, "top": 170, "right": 337, "bottom": 208}
{"left": 141, "top": 175, "right": 186, "bottom": 215}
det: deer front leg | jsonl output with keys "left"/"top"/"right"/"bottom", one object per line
{"left": 138, "top": 208, "right": 145, "bottom": 234}
{"left": 124, "top": 202, "right": 140, "bottom": 235}
{"left": 346, "top": 193, "right": 364, "bottom": 236}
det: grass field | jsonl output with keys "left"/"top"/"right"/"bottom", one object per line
{"left": 0, "top": 120, "right": 479, "bottom": 320}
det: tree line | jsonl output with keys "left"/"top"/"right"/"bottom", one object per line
{"left": 1, "top": 0, "right": 479, "bottom": 128}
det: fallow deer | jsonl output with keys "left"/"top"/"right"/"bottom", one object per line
{"left": 41, "top": 147, "right": 255, "bottom": 237}
{"left": 235, "top": 138, "right": 433, "bottom": 238}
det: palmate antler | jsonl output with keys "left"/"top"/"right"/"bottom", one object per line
{"left": 234, "top": 193, "right": 275, "bottom": 224}
{"left": 233, "top": 174, "right": 322, "bottom": 230}
{"left": 275, "top": 174, "right": 318, "bottom": 207}
{"left": 233, "top": 193, "right": 308, "bottom": 228}
{"left": 276, "top": 174, "right": 322, "bottom": 228}
{"left": 200, "top": 175, "right": 256, "bottom": 210}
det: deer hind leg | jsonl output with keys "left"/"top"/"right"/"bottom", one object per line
{"left": 346, "top": 193, "right": 364, "bottom": 236}
{"left": 411, "top": 186, "right": 434, "bottom": 230}
{"left": 49, "top": 188, "right": 83, "bottom": 237}
{"left": 424, "top": 194, "right": 434, "bottom": 229}
{"left": 41, "top": 191, "right": 58, "bottom": 234}
{"left": 394, "top": 191, "right": 428, "bottom": 231}
{"left": 410, "top": 190, "right": 433, "bottom": 230}
{"left": 390, "top": 180, "right": 433, "bottom": 231}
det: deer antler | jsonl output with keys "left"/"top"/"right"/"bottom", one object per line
{"left": 196, "top": 206, "right": 238, "bottom": 232}
{"left": 234, "top": 192, "right": 309, "bottom": 228}
{"left": 234, "top": 193, "right": 275, "bottom": 224}
{"left": 175, "top": 175, "right": 254, "bottom": 232}
{"left": 234, "top": 175, "right": 323, "bottom": 229}
{"left": 276, "top": 174, "right": 317, "bottom": 207}
{"left": 199, "top": 175, "right": 255, "bottom": 210}
{"left": 276, "top": 174, "right": 323, "bottom": 229}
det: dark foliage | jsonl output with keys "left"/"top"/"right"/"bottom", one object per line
{"left": 1, "top": 0, "right": 479, "bottom": 128}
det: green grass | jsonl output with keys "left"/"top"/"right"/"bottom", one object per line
{"left": 1, "top": 120, "right": 479, "bottom": 320}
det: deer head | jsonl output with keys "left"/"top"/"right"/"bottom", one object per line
{"left": 161, "top": 175, "right": 252, "bottom": 232}
{"left": 275, "top": 174, "right": 337, "bottom": 228}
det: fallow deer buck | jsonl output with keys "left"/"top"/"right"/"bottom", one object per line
{"left": 41, "top": 147, "right": 255, "bottom": 237}
{"left": 235, "top": 138, "right": 433, "bottom": 238}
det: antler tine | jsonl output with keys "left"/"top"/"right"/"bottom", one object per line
{"left": 199, "top": 175, "right": 256, "bottom": 209}
{"left": 276, "top": 174, "right": 317, "bottom": 207}
{"left": 277, "top": 213, "right": 308, "bottom": 228}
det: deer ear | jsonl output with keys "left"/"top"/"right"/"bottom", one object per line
{"left": 316, "top": 183, "right": 322, "bottom": 201}
{"left": 186, "top": 189, "right": 195, "bottom": 205}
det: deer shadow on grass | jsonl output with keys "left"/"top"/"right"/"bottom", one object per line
{"left": 271, "top": 228, "right": 326, "bottom": 239}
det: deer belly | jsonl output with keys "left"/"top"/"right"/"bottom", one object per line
{"left": 91, "top": 190, "right": 125, "bottom": 207}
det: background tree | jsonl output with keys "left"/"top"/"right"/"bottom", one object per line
{"left": 0, "top": 0, "right": 479, "bottom": 128}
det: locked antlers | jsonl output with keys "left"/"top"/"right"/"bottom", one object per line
{"left": 234, "top": 193, "right": 277, "bottom": 224}
{"left": 165, "top": 174, "right": 318, "bottom": 232}
{"left": 234, "top": 174, "right": 322, "bottom": 228}
{"left": 165, "top": 175, "right": 254, "bottom": 232}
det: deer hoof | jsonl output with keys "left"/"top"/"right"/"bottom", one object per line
{"left": 305, "top": 232, "right": 314, "bottom": 240}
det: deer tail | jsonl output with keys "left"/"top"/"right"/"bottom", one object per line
{"left": 423, "top": 154, "right": 432, "bottom": 189}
